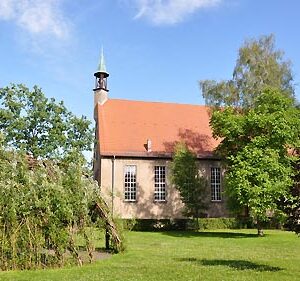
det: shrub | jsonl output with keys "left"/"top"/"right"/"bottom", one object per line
{"left": 197, "top": 218, "right": 239, "bottom": 229}
{"left": 121, "top": 218, "right": 249, "bottom": 231}
{"left": 0, "top": 147, "right": 107, "bottom": 270}
{"left": 122, "top": 219, "right": 189, "bottom": 231}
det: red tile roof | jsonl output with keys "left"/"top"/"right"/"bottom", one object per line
{"left": 96, "top": 99, "right": 220, "bottom": 158}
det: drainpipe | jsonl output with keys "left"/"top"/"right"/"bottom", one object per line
{"left": 111, "top": 155, "right": 115, "bottom": 217}
{"left": 106, "top": 155, "right": 115, "bottom": 251}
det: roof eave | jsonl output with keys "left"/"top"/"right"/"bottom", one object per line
{"left": 99, "top": 151, "right": 221, "bottom": 160}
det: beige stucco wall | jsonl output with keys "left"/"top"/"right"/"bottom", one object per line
{"left": 99, "top": 157, "right": 229, "bottom": 219}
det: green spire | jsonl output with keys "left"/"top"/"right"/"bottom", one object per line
{"left": 95, "top": 47, "right": 109, "bottom": 77}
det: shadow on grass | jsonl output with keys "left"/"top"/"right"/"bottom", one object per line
{"left": 176, "top": 258, "right": 282, "bottom": 272}
{"left": 162, "top": 231, "right": 260, "bottom": 239}
{"left": 77, "top": 246, "right": 108, "bottom": 252}
{"left": 76, "top": 246, "right": 115, "bottom": 254}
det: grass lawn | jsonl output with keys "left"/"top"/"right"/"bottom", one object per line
{"left": 0, "top": 229, "right": 299, "bottom": 281}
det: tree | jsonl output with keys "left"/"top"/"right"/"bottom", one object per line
{"left": 0, "top": 84, "right": 93, "bottom": 159}
{"left": 210, "top": 89, "right": 300, "bottom": 236}
{"left": 200, "top": 34, "right": 300, "bottom": 235}
{"left": 171, "top": 143, "right": 208, "bottom": 228}
{"left": 285, "top": 104, "right": 300, "bottom": 234}
{"left": 278, "top": 142, "right": 300, "bottom": 234}
{"left": 200, "top": 34, "right": 295, "bottom": 108}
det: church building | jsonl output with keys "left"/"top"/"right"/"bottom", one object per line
{"left": 93, "top": 52, "right": 228, "bottom": 219}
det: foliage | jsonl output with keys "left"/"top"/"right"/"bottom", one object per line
{"left": 280, "top": 148, "right": 300, "bottom": 234}
{"left": 210, "top": 88, "right": 300, "bottom": 235}
{"left": 200, "top": 34, "right": 294, "bottom": 108}
{"left": 94, "top": 199, "right": 126, "bottom": 253}
{"left": 0, "top": 230, "right": 300, "bottom": 281}
{"left": 200, "top": 34, "right": 300, "bottom": 235}
{"left": 0, "top": 142, "right": 105, "bottom": 270}
{"left": 197, "top": 218, "right": 242, "bottom": 230}
{"left": 0, "top": 84, "right": 124, "bottom": 270}
{"left": 121, "top": 218, "right": 254, "bottom": 231}
{"left": 121, "top": 219, "right": 191, "bottom": 231}
{"left": 226, "top": 146, "right": 292, "bottom": 234}
{"left": 0, "top": 84, "right": 93, "bottom": 159}
{"left": 281, "top": 105, "right": 300, "bottom": 234}
{"left": 171, "top": 143, "right": 208, "bottom": 223}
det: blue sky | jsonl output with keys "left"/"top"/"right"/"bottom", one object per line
{"left": 1, "top": 0, "right": 300, "bottom": 121}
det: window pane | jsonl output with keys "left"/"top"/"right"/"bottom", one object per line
{"left": 211, "top": 167, "right": 221, "bottom": 201}
{"left": 124, "top": 165, "right": 137, "bottom": 201}
{"left": 154, "top": 166, "right": 166, "bottom": 201}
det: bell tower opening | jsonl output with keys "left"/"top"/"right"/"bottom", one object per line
{"left": 94, "top": 48, "right": 109, "bottom": 91}
{"left": 93, "top": 48, "right": 109, "bottom": 106}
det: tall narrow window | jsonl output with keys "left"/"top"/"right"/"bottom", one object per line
{"left": 124, "top": 165, "right": 136, "bottom": 202}
{"left": 154, "top": 166, "right": 166, "bottom": 202}
{"left": 211, "top": 167, "right": 221, "bottom": 201}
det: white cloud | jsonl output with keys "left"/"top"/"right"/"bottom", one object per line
{"left": 0, "top": 0, "right": 69, "bottom": 39}
{"left": 132, "top": 0, "right": 222, "bottom": 25}
{"left": 0, "top": 0, "right": 15, "bottom": 20}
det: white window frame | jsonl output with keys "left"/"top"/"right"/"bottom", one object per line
{"left": 211, "top": 167, "right": 221, "bottom": 201}
{"left": 124, "top": 165, "right": 137, "bottom": 202}
{"left": 154, "top": 166, "right": 166, "bottom": 202}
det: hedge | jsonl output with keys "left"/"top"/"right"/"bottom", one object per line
{"left": 121, "top": 217, "right": 256, "bottom": 231}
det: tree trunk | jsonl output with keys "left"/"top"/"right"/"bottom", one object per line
{"left": 257, "top": 220, "right": 264, "bottom": 237}
{"left": 105, "top": 227, "right": 110, "bottom": 251}
{"left": 195, "top": 209, "right": 200, "bottom": 230}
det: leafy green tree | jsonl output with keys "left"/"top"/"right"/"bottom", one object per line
{"left": 279, "top": 147, "right": 300, "bottom": 234}
{"left": 0, "top": 84, "right": 93, "bottom": 159}
{"left": 200, "top": 34, "right": 294, "bottom": 108}
{"left": 211, "top": 89, "right": 300, "bottom": 236}
{"left": 286, "top": 105, "right": 300, "bottom": 234}
{"left": 292, "top": 153, "right": 300, "bottom": 235}
{"left": 200, "top": 34, "right": 299, "bottom": 234}
{"left": 171, "top": 143, "right": 208, "bottom": 227}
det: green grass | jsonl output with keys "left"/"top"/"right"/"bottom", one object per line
{"left": 0, "top": 229, "right": 299, "bottom": 281}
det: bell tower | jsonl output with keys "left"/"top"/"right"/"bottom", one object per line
{"left": 93, "top": 48, "right": 109, "bottom": 107}
{"left": 93, "top": 48, "right": 109, "bottom": 184}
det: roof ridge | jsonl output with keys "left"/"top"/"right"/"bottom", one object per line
{"left": 105, "top": 98, "right": 208, "bottom": 107}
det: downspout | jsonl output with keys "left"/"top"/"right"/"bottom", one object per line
{"left": 106, "top": 155, "right": 115, "bottom": 251}
{"left": 111, "top": 155, "right": 115, "bottom": 217}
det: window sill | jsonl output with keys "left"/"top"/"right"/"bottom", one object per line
{"left": 153, "top": 200, "right": 167, "bottom": 204}
{"left": 124, "top": 200, "right": 137, "bottom": 203}
{"left": 211, "top": 200, "right": 222, "bottom": 203}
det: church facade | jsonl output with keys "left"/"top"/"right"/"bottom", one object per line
{"left": 93, "top": 52, "right": 228, "bottom": 219}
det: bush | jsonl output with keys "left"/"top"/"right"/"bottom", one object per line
{"left": 121, "top": 218, "right": 249, "bottom": 231}
{"left": 0, "top": 147, "right": 104, "bottom": 270}
{"left": 120, "top": 217, "right": 290, "bottom": 232}
{"left": 197, "top": 218, "right": 239, "bottom": 229}
{"left": 122, "top": 219, "right": 190, "bottom": 231}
